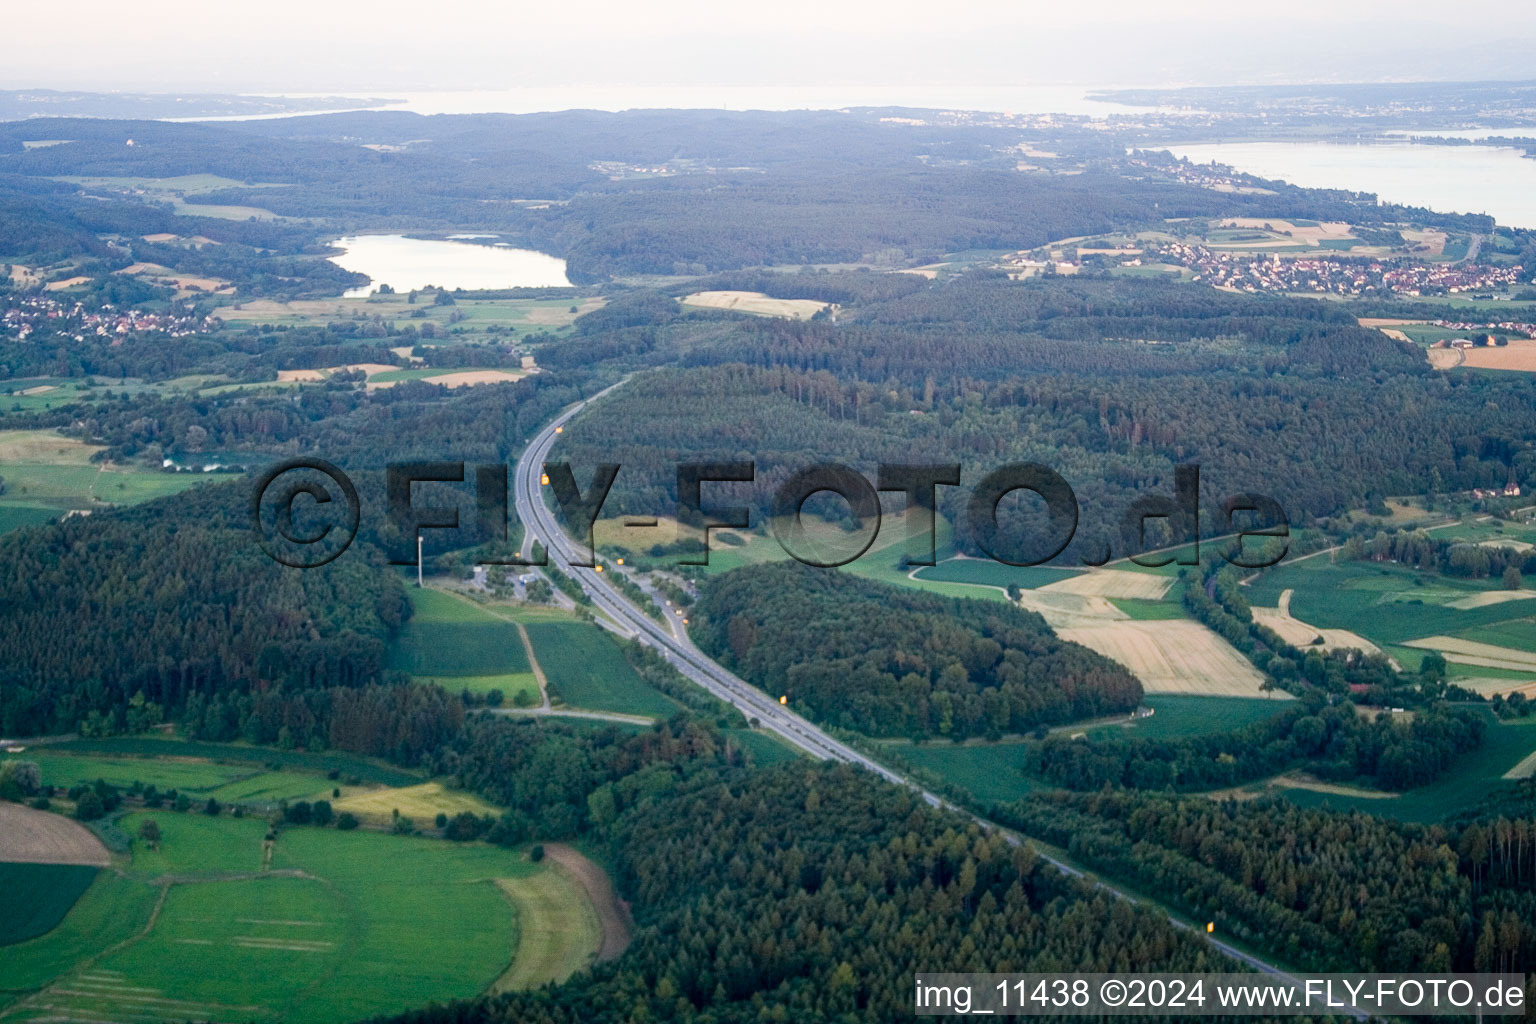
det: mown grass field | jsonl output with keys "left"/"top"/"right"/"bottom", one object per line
{"left": 1431, "top": 517, "right": 1536, "bottom": 548}
{"left": 0, "top": 379, "right": 95, "bottom": 414}
{"left": 423, "top": 672, "right": 541, "bottom": 704}
{"left": 0, "top": 864, "right": 100, "bottom": 948}
{"left": 388, "top": 588, "right": 531, "bottom": 678}
{"left": 0, "top": 750, "right": 246, "bottom": 793}
{"left": 522, "top": 621, "right": 679, "bottom": 717}
{"left": 0, "top": 812, "right": 603, "bottom": 1024}
{"left": 492, "top": 870, "right": 600, "bottom": 991}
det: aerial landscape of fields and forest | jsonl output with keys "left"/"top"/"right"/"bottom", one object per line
{"left": 5, "top": 1, "right": 1536, "bottom": 1021}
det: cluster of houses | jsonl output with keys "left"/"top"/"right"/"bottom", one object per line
{"left": 1470, "top": 483, "right": 1523, "bottom": 500}
{"left": 0, "top": 294, "right": 218, "bottom": 342}
{"left": 1124, "top": 156, "right": 1281, "bottom": 195}
{"left": 1435, "top": 318, "right": 1536, "bottom": 340}
{"left": 1150, "top": 242, "right": 1523, "bottom": 297}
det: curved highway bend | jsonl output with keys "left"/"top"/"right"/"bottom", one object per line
{"left": 511, "top": 387, "right": 1360, "bottom": 1015}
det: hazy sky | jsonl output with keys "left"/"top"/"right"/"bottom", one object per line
{"left": 6, "top": 0, "right": 1536, "bottom": 96}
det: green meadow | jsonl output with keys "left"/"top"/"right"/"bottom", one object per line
{"left": 388, "top": 588, "right": 532, "bottom": 678}
{"left": 4, "top": 737, "right": 422, "bottom": 801}
{"left": 1247, "top": 556, "right": 1536, "bottom": 647}
{"left": 0, "top": 428, "right": 205, "bottom": 533}
{"left": 0, "top": 813, "right": 596, "bottom": 1024}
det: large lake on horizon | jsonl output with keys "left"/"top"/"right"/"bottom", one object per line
{"left": 328, "top": 235, "right": 571, "bottom": 297}
{"left": 1165, "top": 141, "right": 1536, "bottom": 230}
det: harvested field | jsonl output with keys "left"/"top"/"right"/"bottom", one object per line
{"left": 1460, "top": 338, "right": 1536, "bottom": 372}
{"left": 1445, "top": 587, "right": 1536, "bottom": 609}
{"left": 1404, "top": 636, "right": 1536, "bottom": 672}
{"left": 1056, "top": 620, "right": 1281, "bottom": 697}
{"left": 1428, "top": 347, "right": 1464, "bottom": 369}
{"left": 1038, "top": 569, "right": 1173, "bottom": 601}
{"left": 1270, "top": 773, "right": 1398, "bottom": 799}
{"left": 331, "top": 782, "right": 498, "bottom": 824}
{"left": 43, "top": 276, "right": 91, "bottom": 291}
{"left": 1251, "top": 589, "right": 1386, "bottom": 658}
{"left": 1219, "top": 218, "right": 1355, "bottom": 243}
{"left": 543, "top": 843, "right": 631, "bottom": 961}
{"left": 1401, "top": 228, "right": 1448, "bottom": 257}
{"left": 679, "top": 290, "right": 830, "bottom": 320}
{"left": 0, "top": 429, "right": 96, "bottom": 463}
{"left": 0, "top": 801, "right": 110, "bottom": 866}
{"left": 1452, "top": 676, "right": 1536, "bottom": 699}
{"left": 1503, "top": 749, "right": 1536, "bottom": 780}
{"left": 414, "top": 369, "right": 525, "bottom": 387}
{"left": 1016, "top": 590, "right": 1127, "bottom": 628}
{"left": 491, "top": 850, "right": 606, "bottom": 991}
{"left": 274, "top": 363, "right": 397, "bottom": 383}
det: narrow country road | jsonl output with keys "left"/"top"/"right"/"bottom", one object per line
{"left": 510, "top": 385, "right": 1362, "bottom": 1014}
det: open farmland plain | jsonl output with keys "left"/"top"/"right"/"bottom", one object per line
{"left": 389, "top": 588, "right": 540, "bottom": 705}
{"left": 0, "top": 430, "right": 203, "bottom": 528}
{"left": 0, "top": 811, "right": 609, "bottom": 1024}
{"left": 1247, "top": 553, "right": 1536, "bottom": 696}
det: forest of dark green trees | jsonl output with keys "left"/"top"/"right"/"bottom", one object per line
{"left": 692, "top": 562, "right": 1141, "bottom": 739}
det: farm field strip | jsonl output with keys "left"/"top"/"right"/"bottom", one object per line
{"left": 1037, "top": 569, "right": 1174, "bottom": 600}
{"left": 679, "top": 290, "right": 830, "bottom": 320}
{"left": 492, "top": 866, "right": 601, "bottom": 991}
{"left": 1057, "top": 620, "right": 1281, "bottom": 697}
{"left": 1404, "top": 636, "right": 1536, "bottom": 672}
